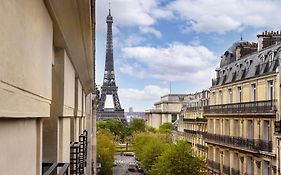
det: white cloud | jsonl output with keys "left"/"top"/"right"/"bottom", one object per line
{"left": 96, "top": 0, "right": 173, "bottom": 31}
{"left": 168, "top": 0, "right": 281, "bottom": 33}
{"left": 119, "top": 85, "right": 169, "bottom": 101}
{"left": 118, "top": 85, "right": 170, "bottom": 111}
{"left": 139, "top": 26, "right": 162, "bottom": 38}
{"left": 120, "top": 43, "right": 217, "bottom": 87}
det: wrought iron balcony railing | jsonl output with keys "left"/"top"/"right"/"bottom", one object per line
{"left": 231, "top": 168, "right": 240, "bottom": 175}
{"left": 275, "top": 120, "right": 281, "bottom": 133}
{"left": 70, "top": 130, "right": 88, "bottom": 175}
{"left": 204, "top": 133, "right": 272, "bottom": 152}
{"left": 204, "top": 100, "right": 276, "bottom": 114}
{"left": 223, "top": 165, "right": 230, "bottom": 174}
{"left": 195, "top": 143, "right": 208, "bottom": 152}
{"left": 184, "top": 129, "right": 206, "bottom": 136}
{"left": 183, "top": 117, "right": 207, "bottom": 123}
{"left": 42, "top": 162, "right": 69, "bottom": 175}
{"left": 207, "top": 159, "right": 220, "bottom": 171}
{"left": 185, "top": 106, "right": 203, "bottom": 111}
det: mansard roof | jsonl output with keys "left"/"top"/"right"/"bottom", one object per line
{"left": 212, "top": 43, "right": 281, "bottom": 87}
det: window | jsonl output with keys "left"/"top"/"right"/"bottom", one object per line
{"left": 212, "top": 92, "right": 216, "bottom": 105}
{"left": 234, "top": 120, "right": 240, "bottom": 137}
{"left": 233, "top": 153, "right": 239, "bottom": 171}
{"left": 216, "top": 119, "right": 220, "bottom": 135}
{"left": 219, "top": 90, "right": 223, "bottom": 104}
{"left": 268, "top": 80, "right": 273, "bottom": 101}
{"left": 247, "top": 120, "right": 253, "bottom": 139}
{"left": 246, "top": 157, "right": 254, "bottom": 175}
{"left": 263, "top": 120, "right": 270, "bottom": 141}
{"left": 237, "top": 86, "right": 242, "bottom": 103}
{"left": 262, "top": 161, "right": 270, "bottom": 175}
{"left": 224, "top": 119, "right": 230, "bottom": 135}
{"left": 228, "top": 88, "right": 233, "bottom": 103}
{"left": 250, "top": 84, "right": 256, "bottom": 102}
{"left": 171, "top": 114, "right": 177, "bottom": 123}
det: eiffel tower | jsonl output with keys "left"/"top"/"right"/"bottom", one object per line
{"left": 97, "top": 8, "right": 125, "bottom": 122}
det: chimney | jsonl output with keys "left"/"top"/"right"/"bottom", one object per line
{"left": 257, "top": 30, "right": 281, "bottom": 51}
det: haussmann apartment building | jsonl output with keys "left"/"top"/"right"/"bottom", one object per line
{"left": 175, "top": 90, "right": 210, "bottom": 159}
{"left": 205, "top": 30, "right": 281, "bottom": 175}
{"left": 0, "top": 0, "right": 96, "bottom": 175}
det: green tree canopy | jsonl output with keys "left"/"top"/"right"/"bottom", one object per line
{"left": 133, "top": 132, "right": 170, "bottom": 173}
{"left": 158, "top": 122, "right": 173, "bottom": 133}
{"left": 151, "top": 140, "right": 206, "bottom": 175}
{"left": 129, "top": 118, "right": 145, "bottom": 133}
{"left": 97, "top": 133, "right": 115, "bottom": 175}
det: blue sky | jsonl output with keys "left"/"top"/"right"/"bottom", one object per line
{"left": 96, "top": 0, "right": 281, "bottom": 111}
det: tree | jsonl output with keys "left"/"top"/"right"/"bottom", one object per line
{"left": 151, "top": 140, "right": 206, "bottom": 175}
{"left": 133, "top": 132, "right": 168, "bottom": 173}
{"left": 158, "top": 122, "right": 173, "bottom": 133}
{"left": 129, "top": 118, "right": 145, "bottom": 133}
{"left": 97, "top": 133, "right": 115, "bottom": 175}
{"left": 97, "top": 120, "right": 127, "bottom": 142}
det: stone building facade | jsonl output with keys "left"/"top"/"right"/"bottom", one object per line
{"left": 175, "top": 90, "right": 209, "bottom": 158}
{"left": 0, "top": 0, "right": 96, "bottom": 175}
{"left": 205, "top": 31, "right": 281, "bottom": 175}
{"left": 145, "top": 94, "right": 192, "bottom": 129}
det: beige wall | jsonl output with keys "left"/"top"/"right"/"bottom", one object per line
{"left": 0, "top": 0, "right": 52, "bottom": 118}
{"left": 0, "top": 118, "right": 42, "bottom": 175}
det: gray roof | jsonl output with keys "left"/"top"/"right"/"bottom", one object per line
{"left": 213, "top": 43, "right": 281, "bottom": 87}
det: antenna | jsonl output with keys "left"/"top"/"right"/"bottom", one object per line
{"left": 240, "top": 34, "right": 243, "bottom": 41}
{"left": 109, "top": 0, "right": 111, "bottom": 15}
{"left": 169, "top": 81, "right": 172, "bottom": 94}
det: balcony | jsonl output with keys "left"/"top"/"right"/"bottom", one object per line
{"left": 184, "top": 129, "right": 206, "bottom": 136}
{"left": 42, "top": 163, "right": 69, "bottom": 175}
{"left": 275, "top": 121, "right": 281, "bottom": 133}
{"left": 204, "top": 133, "right": 272, "bottom": 152}
{"left": 183, "top": 117, "right": 207, "bottom": 123}
{"left": 195, "top": 143, "right": 208, "bottom": 152}
{"left": 207, "top": 159, "right": 220, "bottom": 172}
{"left": 231, "top": 168, "right": 240, "bottom": 175}
{"left": 70, "top": 130, "right": 88, "bottom": 175}
{"left": 204, "top": 100, "right": 276, "bottom": 115}
{"left": 184, "top": 129, "right": 197, "bottom": 135}
{"left": 185, "top": 106, "right": 203, "bottom": 112}
{"left": 223, "top": 165, "right": 230, "bottom": 174}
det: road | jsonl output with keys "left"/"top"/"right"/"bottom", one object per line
{"left": 113, "top": 153, "right": 144, "bottom": 175}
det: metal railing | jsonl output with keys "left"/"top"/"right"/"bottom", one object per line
{"left": 42, "top": 162, "right": 69, "bottom": 175}
{"left": 207, "top": 159, "right": 220, "bottom": 171}
{"left": 70, "top": 130, "right": 88, "bottom": 175}
{"left": 183, "top": 117, "right": 207, "bottom": 123}
{"left": 184, "top": 129, "right": 206, "bottom": 136}
{"left": 223, "top": 165, "right": 230, "bottom": 174}
{"left": 204, "top": 133, "right": 272, "bottom": 152}
{"left": 195, "top": 143, "right": 208, "bottom": 152}
{"left": 204, "top": 100, "right": 276, "bottom": 114}
{"left": 231, "top": 168, "right": 240, "bottom": 175}
{"left": 275, "top": 121, "right": 281, "bottom": 133}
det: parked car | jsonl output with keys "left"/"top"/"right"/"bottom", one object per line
{"left": 123, "top": 152, "right": 135, "bottom": 157}
{"left": 127, "top": 164, "right": 137, "bottom": 172}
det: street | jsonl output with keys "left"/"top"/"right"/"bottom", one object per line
{"left": 113, "top": 153, "right": 144, "bottom": 175}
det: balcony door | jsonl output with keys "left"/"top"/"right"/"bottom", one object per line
{"left": 247, "top": 120, "right": 254, "bottom": 140}
{"left": 250, "top": 84, "right": 256, "bottom": 102}
{"left": 263, "top": 120, "right": 271, "bottom": 141}
{"left": 267, "top": 80, "right": 273, "bottom": 101}
{"left": 262, "top": 161, "right": 270, "bottom": 175}
{"left": 246, "top": 157, "right": 254, "bottom": 175}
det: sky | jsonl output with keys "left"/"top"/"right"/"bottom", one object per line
{"left": 96, "top": 0, "right": 281, "bottom": 112}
